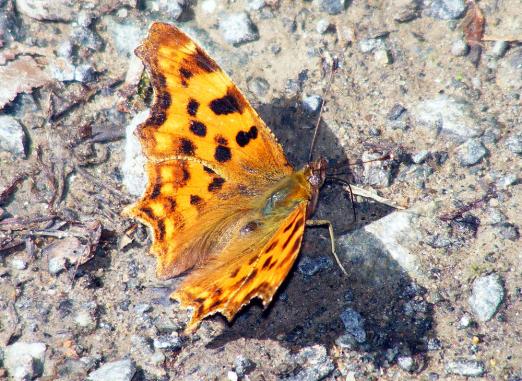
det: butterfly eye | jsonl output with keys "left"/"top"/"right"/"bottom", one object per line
{"left": 240, "top": 220, "right": 261, "bottom": 235}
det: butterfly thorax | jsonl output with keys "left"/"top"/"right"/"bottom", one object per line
{"left": 259, "top": 157, "right": 327, "bottom": 221}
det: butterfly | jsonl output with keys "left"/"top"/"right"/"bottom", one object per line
{"left": 125, "top": 22, "right": 340, "bottom": 332}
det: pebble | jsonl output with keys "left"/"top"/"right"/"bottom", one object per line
{"left": 391, "top": 0, "right": 419, "bottom": 22}
{"left": 358, "top": 38, "right": 386, "bottom": 53}
{"left": 234, "top": 355, "right": 255, "bottom": 377}
{"left": 397, "top": 355, "right": 415, "bottom": 372}
{"left": 247, "top": 77, "right": 270, "bottom": 97}
{"left": 302, "top": 94, "right": 323, "bottom": 114}
{"left": 426, "top": 0, "right": 466, "bottom": 20}
{"left": 361, "top": 151, "right": 392, "bottom": 187}
{"left": 412, "top": 150, "right": 429, "bottom": 164}
{"left": 0, "top": 115, "right": 26, "bottom": 157}
{"left": 316, "top": 19, "right": 331, "bottom": 34}
{"left": 146, "top": 0, "right": 184, "bottom": 19}
{"left": 201, "top": 0, "right": 217, "bottom": 13}
{"left": 48, "top": 57, "right": 76, "bottom": 82}
{"left": 106, "top": 17, "right": 145, "bottom": 56}
{"left": 75, "top": 309, "right": 96, "bottom": 329}
{"left": 134, "top": 303, "right": 152, "bottom": 315}
{"left": 491, "top": 40, "right": 509, "bottom": 58}
{"left": 456, "top": 138, "right": 488, "bottom": 166}
{"left": 445, "top": 359, "right": 485, "bottom": 377}
{"left": 4, "top": 342, "right": 47, "bottom": 380}
{"left": 74, "top": 64, "right": 96, "bottom": 83}
{"left": 505, "top": 134, "right": 522, "bottom": 155}
{"left": 297, "top": 255, "right": 333, "bottom": 276}
{"left": 15, "top": 0, "right": 77, "bottom": 21}
{"left": 496, "top": 47, "right": 522, "bottom": 92}
{"left": 412, "top": 95, "right": 482, "bottom": 139}
{"left": 340, "top": 308, "right": 366, "bottom": 343}
{"left": 122, "top": 111, "right": 149, "bottom": 196}
{"left": 374, "top": 48, "right": 392, "bottom": 65}
{"left": 496, "top": 174, "right": 518, "bottom": 189}
{"left": 468, "top": 273, "right": 504, "bottom": 321}
{"left": 387, "top": 103, "right": 407, "bottom": 120}
{"left": 287, "top": 345, "right": 335, "bottom": 381}
{"left": 318, "top": 0, "right": 346, "bottom": 15}
{"left": 153, "top": 334, "right": 182, "bottom": 350}
{"left": 227, "top": 371, "right": 239, "bottom": 381}
{"left": 87, "top": 359, "right": 136, "bottom": 381}
{"left": 219, "top": 12, "right": 259, "bottom": 46}
{"left": 9, "top": 258, "right": 28, "bottom": 270}
{"left": 335, "top": 333, "right": 358, "bottom": 349}
{"left": 247, "top": 0, "right": 266, "bottom": 11}
{"left": 494, "top": 223, "right": 520, "bottom": 241}
{"left": 451, "top": 39, "right": 469, "bottom": 56}
{"left": 459, "top": 313, "right": 473, "bottom": 328}
{"left": 71, "top": 26, "right": 103, "bottom": 52}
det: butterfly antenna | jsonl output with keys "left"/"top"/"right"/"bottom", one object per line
{"left": 308, "top": 57, "right": 339, "bottom": 163}
{"left": 326, "top": 176, "right": 357, "bottom": 222}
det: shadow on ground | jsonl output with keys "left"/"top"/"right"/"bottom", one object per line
{"left": 204, "top": 96, "right": 434, "bottom": 365}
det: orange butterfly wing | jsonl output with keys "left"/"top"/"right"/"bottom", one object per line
{"left": 126, "top": 22, "right": 313, "bottom": 330}
{"left": 172, "top": 202, "right": 308, "bottom": 331}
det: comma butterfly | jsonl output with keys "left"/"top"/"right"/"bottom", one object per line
{"left": 125, "top": 22, "right": 341, "bottom": 332}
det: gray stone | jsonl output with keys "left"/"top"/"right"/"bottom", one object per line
{"left": 358, "top": 38, "right": 386, "bottom": 53}
{"left": 122, "top": 110, "right": 149, "bottom": 197}
{"left": 468, "top": 273, "right": 504, "bottom": 321}
{"left": 234, "top": 355, "right": 255, "bottom": 377}
{"left": 15, "top": 0, "right": 78, "bottom": 21}
{"left": 219, "top": 12, "right": 259, "bottom": 46}
{"left": 459, "top": 313, "right": 473, "bottom": 328}
{"left": 0, "top": 115, "right": 26, "bottom": 157}
{"left": 153, "top": 334, "right": 182, "bottom": 350}
{"left": 302, "top": 94, "right": 323, "bottom": 114}
{"left": 247, "top": 0, "right": 266, "bottom": 11}
{"left": 456, "top": 138, "right": 488, "bottom": 166}
{"left": 446, "top": 359, "right": 485, "bottom": 377}
{"left": 374, "top": 48, "right": 393, "bottom": 65}
{"left": 505, "top": 134, "right": 522, "bottom": 154}
{"left": 316, "top": 19, "right": 331, "bottom": 34}
{"left": 87, "top": 359, "right": 136, "bottom": 381}
{"left": 412, "top": 150, "right": 429, "bottom": 164}
{"left": 287, "top": 345, "right": 334, "bottom": 381}
{"left": 397, "top": 355, "right": 415, "bottom": 372}
{"left": 4, "top": 342, "right": 47, "bottom": 380}
{"left": 391, "top": 0, "right": 419, "bottom": 22}
{"left": 9, "top": 258, "right": 28, "bottom": 270}
{"left": 426, "top": 0, "right": 466, "bottom": 20}
{"left": 491, "top": 40, "right": 509, "bottom": 58}
{"left": 494, "top": 223, "right": 520, "bottom": 241}
{"left": 145, "top": 0, "right": 184, "bottom": 20}
{"left": 412, "top": 95, "right": 482, "bottom": 139}
{"left": 496, "top": 174, "right": 518, "bottom": 189}
{"left": 248, "top": 77, "right": 270, "bottom": 97}
{"left": 48, "top": 57, "right": 76, "bottom": 82}
{"left": 74, "top": 64, "right": 95, "bottom": 83}
{"left": 318, "top": 0, "right": 346, "bottom": 15}
{"left": 387, "top": 103, "right": 407, "bottom": 120}
{"left": 340, "top": 308, "right": 366, "bottom": 343}
{"left": 134, "top": 303, "right": 152, "bottom": 315}
{"left": 70, "top": 26, "right": 103, "bottom": 51}
{"left": 335, "top": 333, "right": 358, "bottom": 349}
{"left": 360, "top": 151, "right": 392, "bottom": 187}
{"left": 106, "top": 17, "right": 145, "bottom": 56}
{"left": 496, "top": 47, "right": 522, "bottom": 91}
{"left": 297, "top": 255, "right": 333, "bottom": 276}
{"left": 451, "top": 39, "right": 469, "bottom": 56}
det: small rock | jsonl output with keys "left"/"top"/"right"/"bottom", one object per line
{"left": 134, "top": 303, "right": 152, "bottom": 315}
{"left": 297, "top": 255, "right": 333, "bottom": 276}
{"left": 302, "top": 94, "right": 323, "bottom": 114}
{"left": 412, "top": 95, "right": 482, "bottom": 139}
{"left": 491, "top": 40, "right": 509, "bottom": 58}
{"left": 374, "top": 49, "right": 392, "bottom": 65}
{"left": 248, "top": 77, "right": 270, "bottom": 97}
{"left": 316, "top": 19, "right": 331, "bottom": 34}
{"left": 358, "top": 38, "right": 386, "bottom": 53}
{"left": 451, "top": 39, "right": 469, "bottom": 56}
{"left": 48, "top": 57, "right": 76, "bottom": 82}
{"left": 426, "top": 0, "right": 466, "bottom": 20}
{"left": 57, "top": 40, "right": 74, "bottom": 58}
{"left": 496, "top": 47, "right": 522, "bottom": 92}
{"left": 397, "top": 355, "right": 415, "bottom": 372}
{"left": 75, "top": 309, "right": 96, "bottom": 329}
{"left": 459, "top": 313, "right": 473, "bottom": 328}
{"left": 74, "top": 64, "right": 96, "bottom": 83}
{"left": 340, "top": 308, "right": 366, "bottom": 343}
{"left": 87, "top": 359, "right": 136, "bottom": 381}
{"left": 505, "top": 134, "right": 522, "bottom": 155}
{"left": 391, "top": 0, "right": 419, "bottom": 22}
{"left": 227, "top": 371, "right": 239, "bottom": 381}
{"left": 335, "top": 333, "right": 358, "bottom": 349}
{"left": 446, "top": 359, "right": 485, "bottom": 377}
{"left": 234, "top": 355, "right": 255, "bottom": 377}
{"left": 288, "top": 345, "right": 335, "bottom": 381}
{"left": 218, "top": 12, "right": 259, "bottom": 46}
{"left": 247, "top": 0, "right": 266, "bottom": 11}
{"left": 44, "top": 236, "right": 89, "bottom": 275}
{"left": 71, "top": 26, "right": 103, "bottom": 52}
{"left": 456, "top": 138, "right": 488, "bottom": 166}
{"left": 106, "top": 17, "right": 145, "bottom": 56}
{"left": 9, "top": 258, "right": 28, "bottom": 270}
{"left": 361, "top": 151, "right": 392, "bottom": 187}
{"left": 494, "top": 223, "right": 520, "bottom": 241}
{"left": 4, "top": 342, "right": 47, "bottom": 380}
{"left": 318, "top": 0, "right": 346, "bottom": 15}
{"left": 122, "top": 111, "right": 149, "bottom": 196}
{"left": 387, "top": 104, "right": 407, "bottom": 120}
{"left": 0, "top": 115, "right": 26, "bottom": 157}
{"left": 496, "top": 174, "right": 518, "bottom": 189}
{"left": 412, "top": 150, "right": 429, "bottom": 164}
{"left": 145, "top": 0, "right": 184, "bottom": 20}
{"left": 201, "top": 0, "right": 217, "bottom": 13}
{"left": 468, "top": 273, "right": 504, "bottom": 321}
{"left": 15, "top": 0, "right": 78, "bottom": 21}
{"left": 427, "top": 338, "right": 442, "bottom": 351}
{"left": 153, "top": 333, "right": 182, "bottom": 350}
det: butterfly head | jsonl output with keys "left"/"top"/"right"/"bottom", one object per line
{"left": 305, "top": 157, "right": 328, "bottom": 217}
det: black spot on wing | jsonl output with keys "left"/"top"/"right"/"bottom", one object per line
{"left": 190, "top": 195, "right": 202, "bottom": 205}
{"left": 187, "top": 99, "right": 199, "bottom": 116}
{"left": 189, "top": 121, "right": 207, "bottom": 137}
{"left": 208, "top": 177, "right": 225, "bottom": 192}
{"left": 209, "top": 88, "right": 244, "bottom": 115}
{"left": 194, "top": 47, "right": 218, "bottom": 72}
{"left": 236, "top": 126, "right": 258, "bottom": 147}
{"left": 180, "top": 138, "right": 195, "bottom": 155}
{"left": 215, "top": 145, "right": 231, "bottom": 162}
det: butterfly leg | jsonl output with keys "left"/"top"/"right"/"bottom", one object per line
{"left": 305, "top": 219, "right": 348, "bottom": 276}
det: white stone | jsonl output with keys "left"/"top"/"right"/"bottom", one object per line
{"left": 4, "top": 342, "right": 46, "bottom": 380}
{"left": 0, "top": 115, "right": 26, "bottom": 157}
{"left": 122, "top": 111, "right": 149, "bottom": 197}
{"left": 87, "top": 359, "right": 136, "bottom": 381}
{"left": 468, "top": 273, "right": 504, "bottom": 321}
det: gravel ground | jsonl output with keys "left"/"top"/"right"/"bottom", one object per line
{"left": 0, "top": 0, "right": 521, "bottom": 380}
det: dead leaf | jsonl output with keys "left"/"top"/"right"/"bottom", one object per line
{"left": 0, "top": 56, "right": 51, "bottom": 109}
